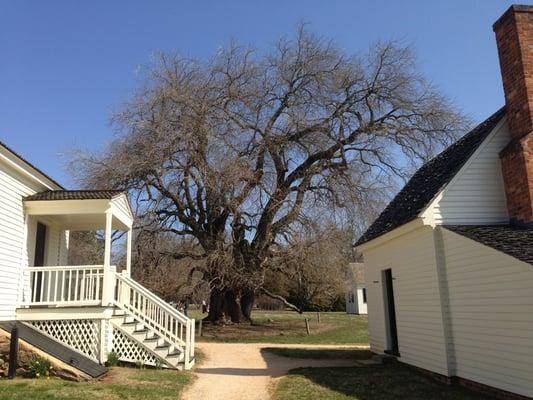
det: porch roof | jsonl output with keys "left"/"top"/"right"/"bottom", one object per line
{"left": 25, "top": 190, "right": 123, "bottom": 201}
{"left": 24, "top": 190, "right": 133, "bottom": 231}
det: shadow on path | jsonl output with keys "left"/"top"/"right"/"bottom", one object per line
{"left": 182, "top": 342, "right": 369, "bottom": 400}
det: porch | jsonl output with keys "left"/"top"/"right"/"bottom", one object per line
{"left": 14, "top": 190, "right": 195, "bottom": 369}
{"left": 19, "top": 190, "right": 132, "bottom": 309}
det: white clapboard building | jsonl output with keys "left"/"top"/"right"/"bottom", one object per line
{"left": 345, "top": 263, "right": 367, "bottom": 315}
{"left": 0, "top": 141, "right": 195, "bottom": 375}
{"left": 356, "top": 5, "right": 533, "bottom": 399}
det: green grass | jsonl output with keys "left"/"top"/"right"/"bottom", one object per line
{"left": 198, "top": 311, "right": 368, "bottom": 344}
{"left": 274, "top": 364, "right": 492, "bottom": 400}
{"left": 263, "top": 348, "right": 372, "bottom": 360}
{"left": 0, "top": 367, "right": 192, "bottom": 400}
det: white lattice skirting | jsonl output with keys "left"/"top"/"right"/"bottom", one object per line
{"left": 111, "top": 327, "right": 159, "bottom": 366}
{"left": 27, "top": 319, "right": 101, "bottom": 361}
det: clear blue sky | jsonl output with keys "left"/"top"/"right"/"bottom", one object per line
{"left": 0, "top": 0, "right": 527, "bottom": 187}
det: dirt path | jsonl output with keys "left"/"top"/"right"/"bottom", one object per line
{"left": 181, "top": 342, "right": 370, "bottom": 400}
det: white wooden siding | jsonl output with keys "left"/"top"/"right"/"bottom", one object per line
{"left": 356, "top": 287, "right": 367, "bottom": 314}
{"left": 428, "top": 119, "right": 510, "bottom": 225}
{"left": 363, "top": 226, "right": 449, "bottom": 375}
{"left": 346, "top": 289, "right": 358, "bottom": 314}
{"left": 0, "top": 161, "right": 38, "bottom": 320}
{"left": 440, "top": 228, "right": 533, "bottom": 398}
{"left": 346, "top": 286, "right": 367, "bottom": 315}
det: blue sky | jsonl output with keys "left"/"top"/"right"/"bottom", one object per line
{"left": 0, "top": 0, "right": 526, "bottom": 187}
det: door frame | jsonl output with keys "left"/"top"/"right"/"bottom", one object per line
{"left": 382, "top": 268, "right": 400, "bottom": 356}
{"left": 33, "top": 221, "right": 47, "bottom": 302}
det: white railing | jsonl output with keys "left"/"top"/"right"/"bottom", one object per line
{"left": 27, "top": 265, "right": 105, "bottom": 306}
{"left": 114, "top": 272, "right": 195, "bottom": 366}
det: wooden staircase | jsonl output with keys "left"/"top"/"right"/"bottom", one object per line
{"left": 113, "top": 273, "right": 195, "bottom": 369}
{"left": 111, "top": 309, "right": 186, "bottom": 368}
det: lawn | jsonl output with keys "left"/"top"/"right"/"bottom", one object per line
{"left": 0, "top": 366, "right": 192, "bottom": 400}
{"left": 194, "top": 310, "right": 368, "bottom": 344}
{"left": 274, "top": 364, "right": 491, "bottom": 400}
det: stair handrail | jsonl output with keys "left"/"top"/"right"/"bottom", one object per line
{"left": 114, "top": 273, "right": 192, "bottom": 350}
{"left": 115, "top": 273, "right": 190, "bottom": 324}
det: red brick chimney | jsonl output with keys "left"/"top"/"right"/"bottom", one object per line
{"left": 494, "top": 5, "right": 533, "bottom": 226}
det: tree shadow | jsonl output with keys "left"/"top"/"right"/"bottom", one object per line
{"left": 261, "top": 347, "right": 372, "bottom": 360}
{"left": 194, "top": 367, "right": 274, "bottom": 377}
{"left": 280, "top": 364, "right": 494, "bottom": 400}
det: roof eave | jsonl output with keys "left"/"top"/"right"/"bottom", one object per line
{"left": 356, "top": 218, "right": 426, "bottom": 252}
{"left": 0, "top": 142, "right": 64, "bottom": 190}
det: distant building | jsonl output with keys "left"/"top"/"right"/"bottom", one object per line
{"left": 345, "top": 262, "right": 367, "bottom": 315}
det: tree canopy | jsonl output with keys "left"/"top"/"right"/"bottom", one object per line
{"left": 74, "top": 28, "right": 466, "bottom": 323}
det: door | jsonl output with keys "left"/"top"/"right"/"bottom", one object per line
{"left": 383, "top": 268, "right": 399, "bottom": 356}
{"left": 33, "top": 222, "right": 47, "bottom": 301}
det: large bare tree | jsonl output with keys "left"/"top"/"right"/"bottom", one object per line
{"left": 74, "top": 28, "right": 465, "bottom": 323}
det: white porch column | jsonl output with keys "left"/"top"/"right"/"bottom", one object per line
{"left": 102, "top": 211, "right": 113, "bottom": 306}
{"left": 126, "top": 228, "right": 132, "bottom": 276}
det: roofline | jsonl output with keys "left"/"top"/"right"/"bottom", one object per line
{"left": 418, "top": 115, "right": 509, "bottom": 224}
{"left": 111, "top": 192, "right": 135, "bottom": 220}
{"left": 355, "top": 107, "right": 506, "bottom": 247}
{"left": 442, "top": 225, "right": 533, "bottom": 266}
{"left": 0, "top": 141, "right": 64, "bottom": 190}
{"left": 356, "top": 111, "right": 510, "bottom": 253}
{"left": 23, "top": 189, "right": 124, "bottom": 201}
{"left": 355, "top": 218, "right": 426, "bottom": 252}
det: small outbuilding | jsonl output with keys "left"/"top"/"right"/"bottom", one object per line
{"left": 345, "top": 262, "right": 367, "bottom": 315}
{"left": 355, "top": 6, "right": 533, "bottom": 399}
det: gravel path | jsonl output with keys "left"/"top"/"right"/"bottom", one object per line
{"left": 181, "top": 342, "right": 370, "bottom": 400}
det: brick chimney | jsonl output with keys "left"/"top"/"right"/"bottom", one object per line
{"left": 494, "top": 5, "right": 533, "bottom": 226}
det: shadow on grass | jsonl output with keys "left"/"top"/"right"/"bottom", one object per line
{"left": 276, "top": 364, "right": 494, "bottom": 400}
{"left": 194, "top": 367, "right": 274, "bottom": 377}
{"left": 262, "top": 348, "right": 372, "bottom": 360}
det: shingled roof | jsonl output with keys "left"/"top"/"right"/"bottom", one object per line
{"left": 444, "top": 225, "right": 533, "bottom": 265}
{"left": 356, "top": 107, "right": 506, "bottom": 246}
{"left": 24, "top": 190, "right": 123, "bottom": 201}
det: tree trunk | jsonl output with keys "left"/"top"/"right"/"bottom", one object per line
{"left": 206, "top": 288, "right": 226, "bottom": 323}
{"left": 224, "top": 289, "right": 244, "bottom": 323}
{"left": 206, "top": 287, "right": 246, "bottom": 324}
{"left": 240, "top": 290, "right": 255, "bottom": 322}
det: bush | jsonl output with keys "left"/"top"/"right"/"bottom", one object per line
{"left": 106, "top": 351, "right": 120, "bottom": 367}
{"left": 27, "top": 356, "right": 51, "bottom": 378}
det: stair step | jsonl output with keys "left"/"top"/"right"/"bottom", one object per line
{"left": 168, "top": 349, "right": 182, "bottom": 357}
{"left": 110, "top": 302, "right": 192, "bottom": 370}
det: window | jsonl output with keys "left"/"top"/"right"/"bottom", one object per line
{"left": 362, "top": 288, "right": 367, "bottom": 304}
{"left": 348, "top": 292, "right": 355, "bottom": 303}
